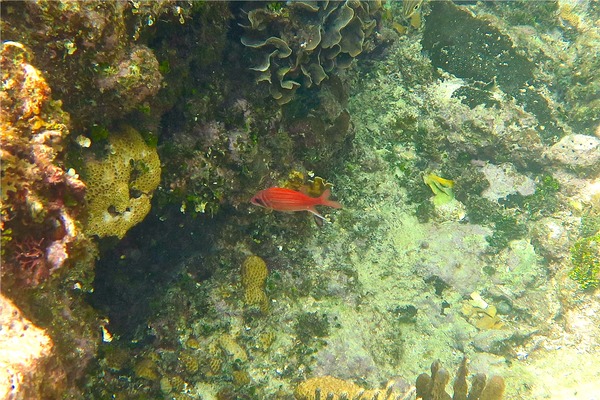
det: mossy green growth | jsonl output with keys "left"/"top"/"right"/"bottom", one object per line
{"left": 569, "top": 233, "right": 600, "bottom": 289}
{"left": 0, "top": 228, "right": 11, "bottom": 257}
{"left": 295, "top": 312, "right": 330, "bottom": 344}
{"left": 502, "top": 175, "right": 560, "bottom": 219}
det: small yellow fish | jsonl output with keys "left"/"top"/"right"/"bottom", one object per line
{"left": 401, "top": 0, "right": 423, "bottom": 19}
{"left": 423, "top": 173, "right": 455, "bottom": 206}
{"left": 401, "top": 0, "right": 424, "bottom": 28}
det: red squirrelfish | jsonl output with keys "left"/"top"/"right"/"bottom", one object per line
{"left": 250, "top": 187, "right": 342, "bottom": 220}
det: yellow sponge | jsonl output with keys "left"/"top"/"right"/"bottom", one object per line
{"left": 83, "top": 126, "right": 161, "bottom": 238}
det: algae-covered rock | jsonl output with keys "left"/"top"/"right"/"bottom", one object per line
{"left": 422, "top": 0, "right": 564, "bottom": 143}
{"left": 545, "top": 134, "right": 600, "bottom": 172}
{"left": 1, "top": 41, "right": 88, "bottom": 286}
{"left": 0, "top": 295, "right": 63, "bottom": 399}
{"left": 82, "top": 125, "right": 161, "bottom": 238}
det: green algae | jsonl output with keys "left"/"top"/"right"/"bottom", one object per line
{"left": 569, "top": 233, "right": 600, "bottom": 289}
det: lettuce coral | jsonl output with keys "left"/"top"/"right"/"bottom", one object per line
{"left": 82, "top": 125, "right": 161, "bottom": 238}
{"left": 240, "top": 1, "right": 382, "bottom": 104}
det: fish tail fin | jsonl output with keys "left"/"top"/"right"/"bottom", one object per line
{"left": 319, "top": 188, "right": 342, "bottom": 209}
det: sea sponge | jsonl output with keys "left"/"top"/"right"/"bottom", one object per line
{"left": 241, "top": 255, "right": 269, "bottom": 312}
{"left": 82, "top": 125, "right": 161, "bottom": 238}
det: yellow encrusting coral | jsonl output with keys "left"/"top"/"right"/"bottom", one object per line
{"left": 294, "top": 376, "right": 407, "bottom": 400}
{"left": 178, "top": 352, "right": 199, "bottom": 374}
{"left": 82, "top": 125, "right": 161, "bottom": 238}
{"left": 241, "top": 255, "right": 269, "bottom": 312}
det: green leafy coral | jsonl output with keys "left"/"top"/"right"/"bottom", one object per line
{"left": 240, "top": 0, "right": 383, "bottom": 104}
{"left": 569, "top": 232, "right": 600, "bottom": 289}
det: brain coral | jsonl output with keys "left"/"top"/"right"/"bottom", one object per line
{"left": 241, "top": 255, "right": 269, "bottom": 312}
{"left": 240, "top": 0, "right": 382, "bottom": 104}
{"left": 83, "top": 125, "right": 161, "bottom": 238}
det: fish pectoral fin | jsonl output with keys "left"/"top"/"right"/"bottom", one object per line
{"left": 307, "top": 207, "right": 327, "bottom": 221}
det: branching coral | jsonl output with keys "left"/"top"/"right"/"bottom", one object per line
{"left": 1, "top": 41, "right": 86, "bottom": 286}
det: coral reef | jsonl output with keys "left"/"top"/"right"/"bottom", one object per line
{"left": 241, "top": 255, "right": 269, "bottom": 313}
{"left": 240, "top": 0, "right": 383, "bottom": 104}
{"left": 82, "top": 125, "right": 161, "bottom": 239}
{"left": 1, "top": 41, "right": 87, "bottom": 286}
{"left": 0, "top": 295, "right": 63, "bottom": 399}
{"left": 416, "top": 359, "right": 505, "bottom": 400}
{"left": 2, "top": 0, "right": 598, "bottom": 399}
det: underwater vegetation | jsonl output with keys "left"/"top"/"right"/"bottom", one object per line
{"left": 569, "top": 232, "right": 600, "bottom": 289}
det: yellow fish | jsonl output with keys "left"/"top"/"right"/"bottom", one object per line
{"left": 423, "top": 173, "right": 455, "bottom": 206}
{"left": 401, "top": 0, "right": 424, "bottom": 28}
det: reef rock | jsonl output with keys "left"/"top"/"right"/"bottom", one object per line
{"left": 0, "top": 295, "right": 64, "bottom": 399}
{"left": 545, "top": 134, "right": 600, "bottom": 170}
